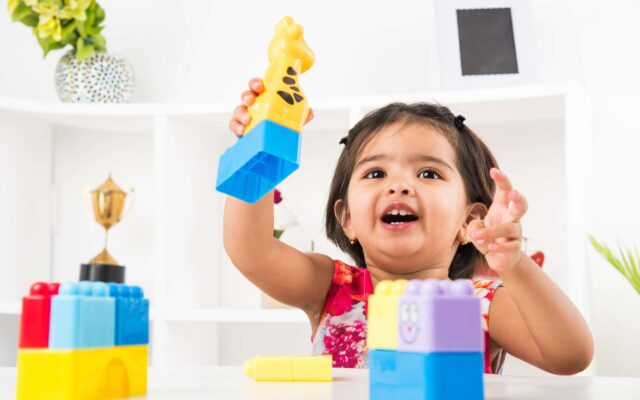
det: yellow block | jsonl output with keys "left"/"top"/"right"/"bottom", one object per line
{"left": 367, "top": 280, "right": 408, "bottom": 350}
{"left": 244, "top": 355, "right": 331, "bottom": 382}
{"left": 244, "top": 16, "right": 315, "bottom": 135}
{"left": 17, "top": 345, "right": 147, "bottom": 400}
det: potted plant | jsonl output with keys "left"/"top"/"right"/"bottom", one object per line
{"left": 7, "top": 0, "right": 134, "bottom": 102}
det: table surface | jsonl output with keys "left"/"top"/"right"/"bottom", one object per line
{"left": 2, "top": 366, "right": 640, "bottom": 399}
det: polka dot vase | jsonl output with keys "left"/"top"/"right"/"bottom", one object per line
{"left": 54, "top": 50, "right": 135, "bottom": 103}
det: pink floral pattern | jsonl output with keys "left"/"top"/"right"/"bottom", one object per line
{"left": 311, "top": 260, "right": 503, "bottom": 373}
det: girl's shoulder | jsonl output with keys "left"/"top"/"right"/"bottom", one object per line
{"left": 322, "top": 260, "right": 373, "bottom": 317}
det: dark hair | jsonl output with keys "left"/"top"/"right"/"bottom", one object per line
{"left": 324, "top": 102, "right": 498, "bottom": 279}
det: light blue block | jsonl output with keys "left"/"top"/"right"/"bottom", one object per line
{"left": 216, "top": 119, "right": 301, "bottom": 203}
{"left": 369, "top": 350, "right": 397, "bottom": 400}
{"left": 49, "top": 281, "right": 115, "bottom": 349}
{"left": 396, "top": 351, "right": 484, "bottom": 400}
{"left": 108, "top": 283, "right": 149, "bottom": 345}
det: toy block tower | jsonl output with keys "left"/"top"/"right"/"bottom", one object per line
{"left": 216, "top": 16, "right": 315, "bottom": 203}
{"left": 16, "top": 281, "right": 149, "bottom": 400}
{"left": 396, "top": 279, "right": 484, "bottom": 400}
{"left": 368, "top": 279, "right": 485, "bottom": 400}
{"left": 367, "top": 279, "right": 407, "bottom": 400}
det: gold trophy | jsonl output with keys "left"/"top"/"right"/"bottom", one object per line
{"left": 80, "top": 175, "right": 134, "bottom": 283}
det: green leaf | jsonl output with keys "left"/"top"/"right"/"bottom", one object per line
{"left": 94, "top": 2, "right": 105, "bottom": 24}
{"left": 75, "top": 36, "right": 94, "bottom": 61}
{"left": 589, "top": 234, "right": 640, "bottom": 295}
{"left": 37, "top": 34, "right": 66, "bottom": 58}
{"left": 11, "top": 2, "right": 38, "bottom": 26}
{"left": 59, "top": 20, "right": 77, "bottom": 42}
{"left": 92, "top": 32, "right": 106, "bottom": 51}
{"left": 61, "top": 30, "right": 78, "bottom": 46}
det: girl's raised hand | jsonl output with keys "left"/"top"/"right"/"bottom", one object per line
{"left": 467, "top": 168, "right": 528, "bottom": 275}
{"left": 228, "top": 78, "right": 315, "bottom": 138}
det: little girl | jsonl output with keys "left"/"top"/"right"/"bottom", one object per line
{"left": 224, "top": 78, "right": 594, "bottom": 375}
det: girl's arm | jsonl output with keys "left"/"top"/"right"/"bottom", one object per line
{"left": 223, "top": 79, "right": 333, "bottom": 325}
{"left": 468, "top": 168, "right": 593, "bottom": 374}
{"left": 489, "top": 255, "right": 594, "bottom": 374}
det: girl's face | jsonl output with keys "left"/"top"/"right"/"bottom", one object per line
{"left": 341, "top": 121, "right": 471, "bottom": 278}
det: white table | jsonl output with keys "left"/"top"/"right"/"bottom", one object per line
{"left": 2, "top": 366, "right": 640, "bottom": 399}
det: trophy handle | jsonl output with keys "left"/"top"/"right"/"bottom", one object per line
{"left": 123, "top": 188, "right": 136, "bottom": 219}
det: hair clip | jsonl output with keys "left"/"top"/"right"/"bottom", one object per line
{"left": 339, "top": 136, "right": 348, "bottom": 146}
{"left": 454, "top": 115, "right": 466, "bottom": 130}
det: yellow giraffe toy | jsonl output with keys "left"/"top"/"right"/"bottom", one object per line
{"left": 244, "top": 16, "right": 315, "bottom": 134}
{"left": 216, "top": 16, "right": 315, "bottom": 203}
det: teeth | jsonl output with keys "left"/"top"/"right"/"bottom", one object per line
{"left": 386, "top": 209, "right": 413, "bottom": 216}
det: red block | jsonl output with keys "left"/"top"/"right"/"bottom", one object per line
{"left": 18, "top": 282, "right": 60, "bottom": 348}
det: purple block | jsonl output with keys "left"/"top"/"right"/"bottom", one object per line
{"left": 397, "top": 279, "right": 482, "bottom": 353}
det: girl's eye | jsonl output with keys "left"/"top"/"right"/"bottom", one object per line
{"left": 418, "top": 169, "right": 442, "bottom": 180}
{"left": 365, "top": 169, "right": 386, "bottom": 179}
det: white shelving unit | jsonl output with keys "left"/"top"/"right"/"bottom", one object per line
{"left": 0, "top": 82, "right": 592, "bottom": 368}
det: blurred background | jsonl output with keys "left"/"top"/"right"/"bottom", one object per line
{"left": 0, "top": 0, "right": 638, "bottom": 377}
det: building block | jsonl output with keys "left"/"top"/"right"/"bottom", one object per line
{"left": 216, "top": 120, "right": 301, "bottom": 203}
{"left": 49, "top": 281, "right": 115, "bottom": 349}
{"left": 19, "top": 282, "right": 60, "bottom": 348}
{"left": 108, "top": 283, "right": 149, "bottom": 345}
{"left": 16, "top": 345, "right": 147, "bottom": 400}
{"left": 395, "top": 351, "right": 484, "bottom": 400}
{"left": 244, "top": 355, "right": 332, "bottom": 381}
{"left": 398, "top": 279, "right": 483, "bottom": 353}
{"left": 216, "top": 16, "right": 314, "bottom": 204}
{"left": 367, "top": 279, "right": 408, "bottom": 350}
{"left": 369, "top": 350, "right": 397, "bottom": 400}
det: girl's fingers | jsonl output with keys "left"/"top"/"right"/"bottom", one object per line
{"left": 507, "top": 190, "right": 528, "bottom": 223}
{"left": 229, "top": 119, "right": 245, "bottom": 137}
{"left": 240, "top": 90, "right": 256, "bottom": 107}
{"left": 305, "top": 107, "right": 315, "bottom": 124}
{"left": 471, "top": 222, "right": 522, "bottom": 242}
{"left": 487, "top": 240, "right": 521, "bottom": 254}
{"left": 233, "top": 105, "right": 250, "bottom": 125}
{"left": 491, "top": 168, "right": 514, "bottom": 207}
{"left": 249, "top": 78, "right": 264, "bottom": 94}
{"left": 231, "top": 105, "right": 249, "bottom": 136}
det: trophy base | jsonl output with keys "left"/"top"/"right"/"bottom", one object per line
{"left": 79, "top": 263, "right": 126, "bottom": 283}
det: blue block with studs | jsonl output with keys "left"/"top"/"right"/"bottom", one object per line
{"left": 216, "top": 119, "right": 301, "bottom": 204}
{"left": 108, "top": 283, "right": 149, "bottom": 345}
{"left": 48, "top": 281, "right": 115, "bottom": 349}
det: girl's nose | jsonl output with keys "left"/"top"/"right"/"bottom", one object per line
{"left": 387, "top": 182, "right": 415, "bottom": 196}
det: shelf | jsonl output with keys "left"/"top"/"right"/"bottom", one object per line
{"left": 163, "top": 307, "right": 308, "bottom": 323}
{"left": 0, "top": 302, "right": 20, "bottom": 316}
{"left": 0, "top": 82, "right": 578, "bottom": 132}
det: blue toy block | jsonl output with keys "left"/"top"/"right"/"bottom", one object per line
{"left": 108, "top": 283, "right": 149, "bottom": 345}
{"left": 396, "top": 351, "right": 484, "bottom": 400}
{"left": 216, "top": 119, "right": 301, "bottom": 204}
{"left": 398, "top": 279, "right": 483, "bottom": 353}
{"left": 49, "top": 281, "right": 115, "bottom": 349}
{"left": 368, "top": 350, "right": 397, "bottom": 400}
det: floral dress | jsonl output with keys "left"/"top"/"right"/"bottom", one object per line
{"left": 311, "top": 260, "right": 505, "bottom": 373}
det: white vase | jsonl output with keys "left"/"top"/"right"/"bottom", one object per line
{"left": 54, "top": 49, "right": 135, "bottom": 103}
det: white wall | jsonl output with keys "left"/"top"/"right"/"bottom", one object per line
{"left": 1, "top": 0, "right": 639, "bottom": 376}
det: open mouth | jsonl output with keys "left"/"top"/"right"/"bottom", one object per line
{"left": 380, "top": 208, "right": 419, "bottom": 225}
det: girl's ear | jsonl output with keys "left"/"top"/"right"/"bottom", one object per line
{"left": 333, "top": 199, "right": 352, "bottom": 235}
{"left": 457, "top": 202, "right": 488, "bottom": 243}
